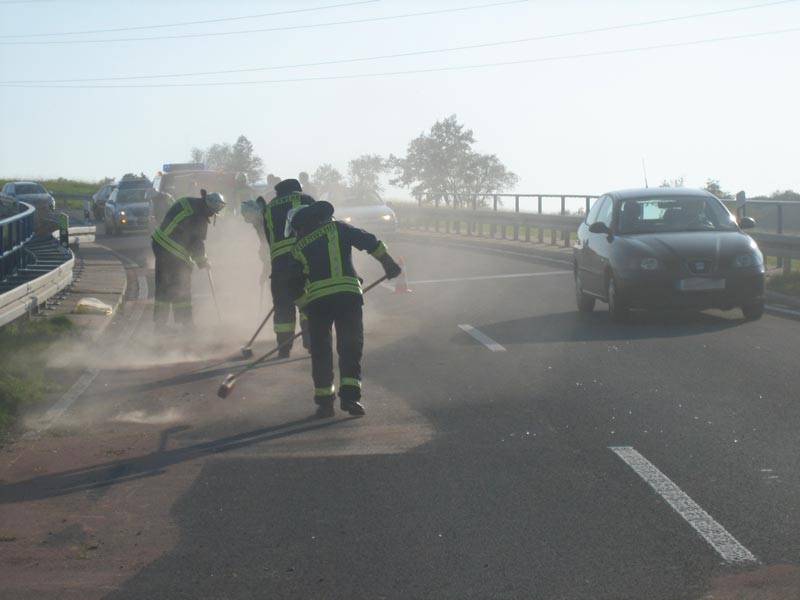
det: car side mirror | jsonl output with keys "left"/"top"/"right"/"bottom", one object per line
{"left": 739, "top": 217, "right": 756, "bottom": 230}
{"left": 588, "top": 222, "right": 610, "bottom": 234}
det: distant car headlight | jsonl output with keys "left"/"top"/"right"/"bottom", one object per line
{"left": 381, "top": 214, "right": 393, "bottom": 221}
{"left": 343, "top": 216, "right": 352, "bottom": 223}
{"left": 119, "top": 210, "right": 126, "bottom": 216}
{"left": 734, "top": 252, "right": 763, "bottom": 268}
{"left": 639, "top": 258, "right": 660, "bottom": 270}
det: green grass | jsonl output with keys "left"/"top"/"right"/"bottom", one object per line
{"left": 767, "top": 271, "right": 800, "bottom": 297}
{"left": 0, "top": 177, "right": 103, "bottom": 199}
{"left": 0, "top": 316, "right": 75, "bottom": 436}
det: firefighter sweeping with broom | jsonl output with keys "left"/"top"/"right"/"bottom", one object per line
{"left": 151, "top": 189, "right": 225, "bottom": 329}
{"left": 285, "top": 201, "right": 402, "bottom": 418}
{"left": 262, "top": 178, "right": 315, "bottom": 357}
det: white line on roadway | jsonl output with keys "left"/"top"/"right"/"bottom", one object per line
{"left": 30, "top": 274, "right": 149, "bottom": 435}
{"left": 610, "top": 446, "right": 758, "bottom": 565}
{"left": 765, "top": 304, "right": 800, "bottom": 318}
{"left": 458, "top": 324, "right": 506, "bottom": 352}
{"left": 409, "top": 271, "right": 572, "bottom": 285}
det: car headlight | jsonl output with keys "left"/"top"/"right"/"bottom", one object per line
{"left": 639, "top": 258, "right": 660, "bottom": 271}
{"left": 734, "top": 252, "right": 763, "bottom": 268}
{"left": 343, "top": 216, "right": 352, "bottom": 223}
{"left": 119, "top": 210, "right": 126, "bottom": 216}
{"left": 381, "top": 214, "right": 393, "bottom": 221}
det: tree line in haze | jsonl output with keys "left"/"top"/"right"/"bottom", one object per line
{"left": 190, "top": 115, "right": 518, "bottom": 206}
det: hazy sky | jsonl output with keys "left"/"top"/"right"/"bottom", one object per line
{"left": 1, "top": 0, "right": 798, "bottom": 198}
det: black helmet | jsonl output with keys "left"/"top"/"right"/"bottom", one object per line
{"left": 275, "top": 178, "right": 302, "bottom": 196}
{"left": 291, "top": 200, "right": 334, "bottom": 232}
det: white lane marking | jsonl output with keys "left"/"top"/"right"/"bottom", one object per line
{"left": 410, "top": 270, "right": 571, "bottom": 285}
{"left": 765, "top": 304, "right": 800, "bottom": 318}
{"left": 610, "top": 446, "right": 758, "bottom": 565}
{"left": 458, "top": 324, "right": 506, "bottom": 352}
{"left": 419, "top": 239, "right": 574, "bottom": 267}
{"left": 30, "top": 274, "right": 148, "bottom": 435}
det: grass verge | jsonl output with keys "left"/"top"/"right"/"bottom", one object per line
{"left": 767, "top": 271, "right": 800, "bottom": 298}
{"left": 0, "top": 316, "right": 76, "bottom": 437}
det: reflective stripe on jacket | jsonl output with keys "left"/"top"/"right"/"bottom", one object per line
{"left": 263, "top": 193, "right": 315, "bottom": 263}
{"left": 151, "top": 197, "right": 206, "bottom": 265}
{"left": 291, "top": 220, "right": 387, "bottom": 308}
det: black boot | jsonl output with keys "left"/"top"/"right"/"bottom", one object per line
{"left": 315, "top": 396, "right": 335, "bottom": 418}
{"left": 340, "top": 399, "right": 365, "bottom": 416}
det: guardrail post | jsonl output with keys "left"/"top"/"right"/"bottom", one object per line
{"left": 537, "top": 195, "right": 542, "bottom": 214}
{"left": 493, "top": 195, "right": 498, "bottom": 212}
{"left": 783, "top": 258, "right": 791, "bottom": 275}
{"left": 585, "top": 196, "right": 591, "bottom": 215}
{"left": 563, "top": 230, "right": 570, "bottom": 248}
{"left": 515, "top": 195, "right": 520, "bottom": 213}
{"left": 560, "top": 196, "right": 566, "bottom": 216}
{"left": 777, "top": 203, "right": 783, "bottom": 234}
{"left": 550, "top": 228, "right": 556, "bottom": 245}
{"left": 524, "top": 223, "right": 530, "bottom": 242}
{"left": 538, "top": 226, "right": 544, "bottom": 243}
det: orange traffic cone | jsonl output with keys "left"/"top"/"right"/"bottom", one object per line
{"left": 394, "top": 256, "right": 413, "bottom": 294}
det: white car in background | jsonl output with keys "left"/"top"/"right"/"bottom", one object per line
{"left": 324, "top": 189, "right": 397, "bottom": 233}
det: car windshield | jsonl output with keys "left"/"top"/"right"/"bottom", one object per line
{"left": 116, "top": 188, "right": 149, "bottom": 203}
{"left": 617, "top": 196, "right": 739, "bottom": 234}
{"left": 325, "top": 189, "right": 384, "bottom": 208}
{"left": 15, "top": 183, "right": 46, "bottom": 195}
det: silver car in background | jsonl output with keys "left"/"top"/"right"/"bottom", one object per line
{"left": 0, "top": 181, "right": 56, "bottom": 226}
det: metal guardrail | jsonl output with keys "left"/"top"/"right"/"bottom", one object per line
{"left": 0, "top": 200, "right": 36, "bottom": 281}
{"left": 394, "top": 197, "right": 800, "bottom": 274}
{"left": 0, "top": 251, "right": 75, "bottom": 327}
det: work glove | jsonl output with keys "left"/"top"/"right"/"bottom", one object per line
{"left": 195, "top": 256, "right": 210, "bottom": 270}
{"left": 379, "top": 254, "right": 402, "bottom": 280}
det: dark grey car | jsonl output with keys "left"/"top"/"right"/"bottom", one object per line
{"left": 573, "top": 188, "right": 765, "bottom": 321}
{"left": 0, "top": 181, "right": 56, "bottom": 225}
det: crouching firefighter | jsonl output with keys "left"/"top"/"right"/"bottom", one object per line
{"left": 263, "top": 179, "right": 314, "bottom": 357}
{"left": 287, "top": 201, "right": 402, "bottom": 418}
{"left": 151, "top": 189, "right": 226, "bottom": 327}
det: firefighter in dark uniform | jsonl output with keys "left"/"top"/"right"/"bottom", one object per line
{"left": 151, "top": 189, "right": 225, "bottom": 327}
{"left": 287, "top": 201, "right": 402, "bottom": 417}
{"left": 263, "top": 178, "right": 315, "bottom": 357}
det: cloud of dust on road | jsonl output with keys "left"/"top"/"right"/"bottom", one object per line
{"left": 47, "top": 214, "right": 272, "bottom": 372}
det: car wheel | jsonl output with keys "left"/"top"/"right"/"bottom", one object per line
{"left": 607, "top": 276, "right": 629, "bottom": 322}
{"left": 742, "top": 301, "right": 764, "bottom": 321}
{"left": 575, "top": 271, "right": 595, "bottom": 312}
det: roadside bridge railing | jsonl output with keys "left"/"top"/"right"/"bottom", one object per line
{"left": 0, "top": 200, "right": 36, "bottom": 281}
{"left": 0, "top": 200, "right": 75, "bottom": 327}
{"left": 392, "top": 193, "right": 800, "bottom": 274}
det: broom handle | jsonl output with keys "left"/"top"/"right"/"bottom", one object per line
{"left": 244, "top": 307, "right": 275, "bottom": 349}
{"left": 237, "top": 275, "right": 388, "bottom": 377}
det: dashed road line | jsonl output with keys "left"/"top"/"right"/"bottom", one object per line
{"left": 458, "top": 324, "right": 506, "bottom": 352}
{"left": 610, "top": 446, "right": 758, "bottom": 565}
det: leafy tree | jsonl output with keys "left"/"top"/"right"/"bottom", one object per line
{"left": 190, "top": 135, "right": 264, "bottom": 181}
{"left": 704, "top": 179, "right": 729, "bottom": 199}
{"left": 312, "top": 163, "right": 346, "bottom": 197}
{"left": 389, "top": 115, "right": 518, "bottom": 206}
{"left": 348, "top": 154, "right": 387, "bottom": 194}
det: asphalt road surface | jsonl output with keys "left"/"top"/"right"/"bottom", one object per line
{"left": 1, "top": 223, "right": 799, "bottom": 600}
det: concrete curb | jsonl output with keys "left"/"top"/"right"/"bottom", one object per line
{"left": 42, "top": 242, "right": 128, "bottom": 341}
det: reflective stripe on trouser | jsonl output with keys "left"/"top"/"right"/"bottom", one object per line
{"left": 271, "top": 276, "right": 310, "bottom": 351}
{"left": 153, "top": 243, "right": 193, "bottom": 325}
{"left": 308, "top": 300, "right": 364, "bottom": 402}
